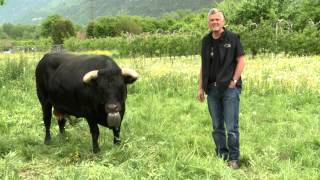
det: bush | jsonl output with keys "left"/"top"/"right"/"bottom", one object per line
{"left": 64, "top": 33, "right": 202, "bottom": 58}
{"left": 41, "top": 15, "right": 75, "bottom": 44}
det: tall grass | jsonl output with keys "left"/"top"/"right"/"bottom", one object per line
{"left": 0, "top": 53, "right": 319, "bottom": 179}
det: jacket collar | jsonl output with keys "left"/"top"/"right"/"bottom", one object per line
{"left": 207, "top": 27, "right": 229, "bottom": 42}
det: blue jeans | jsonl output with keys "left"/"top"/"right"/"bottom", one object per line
{"left": 207, "top": 85, "right": 241, "bottom": 161}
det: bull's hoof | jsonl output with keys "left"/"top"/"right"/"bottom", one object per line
{"left": 44, "top": 136, "right": 51, "bottom": 145}
{"left": 59, "top": 129, "right": 65, "bottom": 134}
{"left": 92, "top": 146, "right": 100, "bottom": 153}
{"left": 113, "top": 139, "right": 121, "bottom": 145}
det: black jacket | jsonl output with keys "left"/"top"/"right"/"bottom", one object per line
{"left": 201, "top": 28, "right": 244, "bottom": 93}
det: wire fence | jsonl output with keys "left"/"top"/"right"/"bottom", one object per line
{"left": 0, "top": 44, "right": 64, "bottom": 61}
{"left": 0, "top": 44, "right": 200, "bottom": 62}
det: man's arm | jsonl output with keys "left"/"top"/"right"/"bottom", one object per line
{"left": 229, "top": 55, "right": 245, "bottom": 88}
{"left": 198, "top": 66, "right": 205, "bottom": 102}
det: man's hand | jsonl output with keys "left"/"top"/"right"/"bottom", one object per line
{"left": 197, "top": 88, "right": 205, "bottom": 102}
{"left": 228, "top": 80, "right": 237, "bottom": 88}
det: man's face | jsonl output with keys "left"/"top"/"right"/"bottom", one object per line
{"left": 208, "top": 13, "right": 224, "bottom": 32}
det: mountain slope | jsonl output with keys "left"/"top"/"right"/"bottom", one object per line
{"left": 0, "top": 0, "right": 218, "bottom": 24}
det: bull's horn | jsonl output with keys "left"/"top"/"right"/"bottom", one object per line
{"left": 121, "top": 68, "right": 139, "bottom": 79}
{"left": 83, "top": 70, "right": 99, "bottom": 83}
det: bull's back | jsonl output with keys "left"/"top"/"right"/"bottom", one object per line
{"left": 36, "top": 53, "right": 68, "bottom": 101}
{"left": 36, "top": 53, "right": 109, "bottom": 85}
{"left": 36, "top": 53, "right": 71, "bottom": 83}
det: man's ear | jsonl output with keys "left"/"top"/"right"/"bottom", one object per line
{"left": 121, "top": 68, "right": 139, "bottom": 84}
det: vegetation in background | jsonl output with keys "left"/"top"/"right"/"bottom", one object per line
{"left": 40, "top": 15, "right": 75, "bottom": 44}
{"left": 0, "top": 0, "right": 216, "bottom": 24}
{"left": 1, "top": 0, "right": 319, "bottom": 55}
{"left": 64, "top": 33, "right": 202, "bottom": 58}
{"left": 86, "top": 16, "right": 144, "bottom": 38}
{"left": 1, "top": 23, "right": 40, "bottom": 39}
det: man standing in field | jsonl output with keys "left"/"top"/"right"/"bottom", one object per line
{"left": 197, "top": 8, "right": 245, "bottom": 169}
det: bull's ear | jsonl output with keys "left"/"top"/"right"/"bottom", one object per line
{"left": 121, "top": 68, "right": 139, "bottom": 84}
{"left": 83, "top": 70, "right": 99, "bottom": 84}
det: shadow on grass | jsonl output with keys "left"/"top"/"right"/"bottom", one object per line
{"left": 239, "top": 155, "right": 251, "bottom": 168}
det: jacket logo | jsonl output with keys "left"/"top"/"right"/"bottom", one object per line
{"left": 224, "top": 43, "right": 231, "bottom": 48}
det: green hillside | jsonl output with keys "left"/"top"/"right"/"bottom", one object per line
{"left": 0, "top": 0, "right": 218, "bottom": 24}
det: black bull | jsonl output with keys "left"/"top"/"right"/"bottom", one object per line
{"left": 35, "top": 53, "right": 138, "bottom": 153}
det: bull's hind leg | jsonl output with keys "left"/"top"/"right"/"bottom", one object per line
{"left": 113, "top": 127, "right": 121, "bottom": 145}
{"left": 41, "top": 103, "right": 52, "bottom": 145}
{"left": 58, "top": 119, "right": 66, "bottom": 134}
{"left": 53, "top": 109, "right": 66, "bottom": 134}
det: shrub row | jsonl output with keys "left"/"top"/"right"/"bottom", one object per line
{"left": 5, "top": 22, "right": 319, "bottom": 57}
{"left": 64, "top": 22, "right": 320, "bottom": 57}
{"left": 64, "top": 33, "right": 202, "bottom": 58}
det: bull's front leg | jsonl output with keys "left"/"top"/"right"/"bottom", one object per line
{"left": 87, "top": 120, "right": 100, "bottom": 153}
{"left": 113, "top": 127, "right": 121, "bottom": 145}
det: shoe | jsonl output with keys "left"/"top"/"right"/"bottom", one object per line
{"left": 227, "top": 160, "right": 240, "bottom": 169}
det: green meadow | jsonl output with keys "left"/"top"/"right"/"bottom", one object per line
{"left": 0, "top": 53, "right": 319, "bottom": 179}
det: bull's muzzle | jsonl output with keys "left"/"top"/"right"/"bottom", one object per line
{"left": 106, "top": 104, "right": 120, "bottom": 112}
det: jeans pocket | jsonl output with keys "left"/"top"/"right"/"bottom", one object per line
{"left": 225, "top": 87, "right": 240, "bottom": 99}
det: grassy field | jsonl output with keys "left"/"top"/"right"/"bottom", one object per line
{"left": 0, "top": 52, "right": 319, "bottom": 179}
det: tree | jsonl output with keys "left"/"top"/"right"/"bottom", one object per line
{"left": 90, "top": 16, "right": 118, "bottom": 37}
{"left": 0, "top": 26, "right": 8, "bottom": 39}
{"left": 86, "top": 21, "right": 95, "bottom": 38}
{"left": 290, "top": 0, "right": 320, "bottom": 30}
{"left": 0, "top": 0, "right": 4, "bottom": 5}
{"left": 232, "top": 0, "right": 278, "bottom": 24}
{"left": 217, "top": 0, "right": 242, "bottom": 23}
{"left": 114, "top": 16, "right": 143, "bottom": 35}
{"left": 2, "top": 23, "right": 40, "bottom": 39}
{"left": 86, "top": 16, "right": 144, "bottom": 38}
{"left": 2, "top": 23, "right": 15, "bottom": 37}
{"left": 41, "top": 15, "right": 75, "bottom": 44}
{"left": 51, "top": 19, "right": 75, "bottom": 44}
{"left": 139, "top": 17, "right": 158, "bottom": 33}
